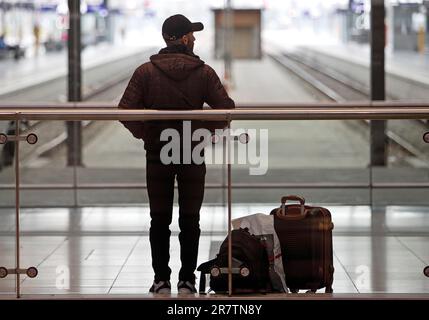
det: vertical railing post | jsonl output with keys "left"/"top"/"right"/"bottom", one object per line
{"left": 14, "top": 117, "right": 21, "bottom": 298}
{"left": 0, "top": 115, "right": 38, "bottom": 297}
{"left": 222, "top": 136, "right": 227, "bottom": 226}
{"left": 227, "top": 117, "right": 232, "bottom": 297}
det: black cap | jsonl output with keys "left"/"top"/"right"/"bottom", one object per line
{"left": 162, "top": 14, "right": 204, "bottom": 41}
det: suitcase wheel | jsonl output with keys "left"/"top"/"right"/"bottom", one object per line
{"left": 306, "top": 289, "right": 317, "bottom": 294}
{"left": 290, "top": 288, "right": 299, "bottom": 294}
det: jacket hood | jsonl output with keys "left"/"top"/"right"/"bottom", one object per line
{"left": 150, "top": 45, "right": 205, "bottom": 81}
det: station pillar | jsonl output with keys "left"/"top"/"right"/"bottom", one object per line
{"left": 67, "top": 0, "right": 83, "bottom": 167}
{"left": 370, "top": 0, "right": 387, "bottom": 167}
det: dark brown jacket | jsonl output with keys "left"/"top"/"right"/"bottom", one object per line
{"left": 118, "top": 45, "right": 235, "bottom": 151}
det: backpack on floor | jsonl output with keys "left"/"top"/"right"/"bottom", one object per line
{"left": 197, "top": 228, "right": 271, "bottom": 294}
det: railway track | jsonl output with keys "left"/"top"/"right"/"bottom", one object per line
{"left": 267, "top": 49, "right": 429, "bottom": 167}
{"left": 15, "top": 78, "right": 129, "bottom": 167}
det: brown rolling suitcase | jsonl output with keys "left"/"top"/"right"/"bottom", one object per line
{"left": 270, "top": 195, "right": 334, "bottom": 293}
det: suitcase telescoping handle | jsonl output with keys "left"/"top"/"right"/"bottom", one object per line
{"left": 280, "top": 195, "right": 305, "bottom": 217}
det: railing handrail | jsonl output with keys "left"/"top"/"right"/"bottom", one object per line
{"left": 0, "top": 104, "right": 429, "bottom": 121}
{"left": 0, "top": 101, "right": 429, "bottom": 110}
{"left": 0, "top": 101, "right": 429, "bottom": 108}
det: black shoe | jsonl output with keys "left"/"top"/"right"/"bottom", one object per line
{"left": 177, "top": 280, "right": 197, "bottom": 294}
{"left": 149, "top": 280, "right": 171, "bottom": 294}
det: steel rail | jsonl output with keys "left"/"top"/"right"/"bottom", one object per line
{"left": 1, "top": 182, "right": 429, "bottom": 190}
{"left": 0, "top": 105, "right": 429, "bottom": 121}
{"left": 0, "top": 101, "right": 429, "bottom": 109}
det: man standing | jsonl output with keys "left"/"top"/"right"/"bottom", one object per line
{"left": 119, "top": 14, "right": 235, "bottom": 294}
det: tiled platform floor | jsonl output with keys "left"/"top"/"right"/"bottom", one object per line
{"left": 0, "top": 205, "right": 428, "bottom": 296}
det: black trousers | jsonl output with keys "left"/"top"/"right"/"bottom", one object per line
{"left": 146, "top": 155, "right": 206, "bottom": 282}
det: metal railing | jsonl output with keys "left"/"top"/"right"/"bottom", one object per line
{"left": 1, "top": 102, "right": 429, "bottom": 298}
{"left": 1, "top": 102, "right": 429, "bottom": 193}
{"left": 1, "top": 101, "right": 429, "bottom": 120}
